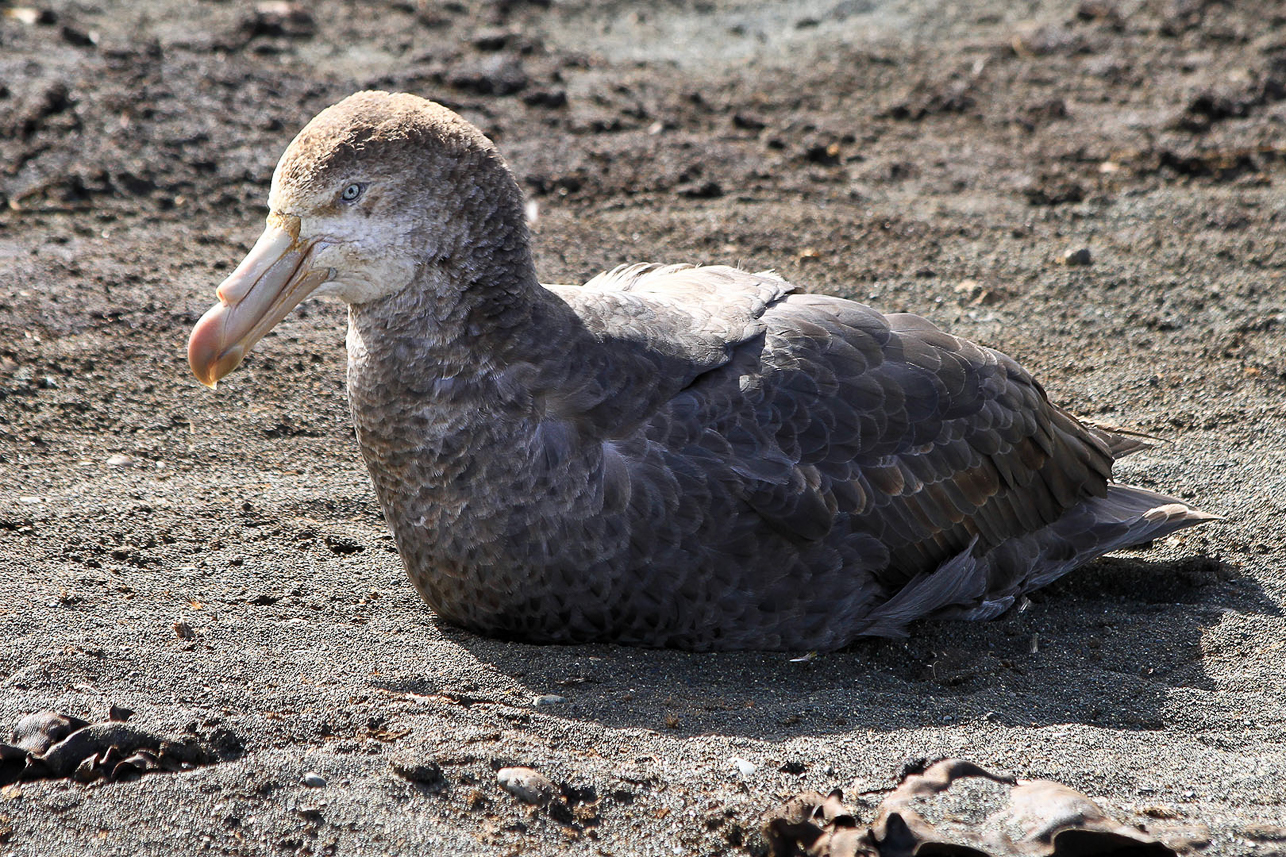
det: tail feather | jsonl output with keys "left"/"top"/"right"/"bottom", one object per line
{"left": 1021, "top": 484, "right": 1218, "bottom": 590}
{"left": 856, "top": 485, "right": 1218, "bottom": 637}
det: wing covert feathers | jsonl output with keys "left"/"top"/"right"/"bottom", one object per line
{"left": 564, "top": 270, "right": 1212, "bottom": 641}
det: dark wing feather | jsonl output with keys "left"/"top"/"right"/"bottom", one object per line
{"left": 544, "top": 265, "right": 793, "bottom": 437}
{"left": 728, "top": 293, "right": 1116, "bottom": 586}
{"left": 555, "top": 266, "right": 1116, "bottom": 591}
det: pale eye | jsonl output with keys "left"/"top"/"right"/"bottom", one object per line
{"left": 340, "top": 182, "right": 365, "bottom": 202}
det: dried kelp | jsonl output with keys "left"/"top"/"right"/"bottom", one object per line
{"left": 1, "top": 710, "right": 210, "bottom": 786}
{"left": 763, "top": 759, "right": 1180, "bottom": 857}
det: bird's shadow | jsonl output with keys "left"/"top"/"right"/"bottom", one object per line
{"left": 376, "top": 554, "right": 1268, "bottom": 741}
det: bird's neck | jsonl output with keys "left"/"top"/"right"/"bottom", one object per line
{"left": 345, "top": 247, "right": 579, "bottom": 390}
{"left": 341, "top": 249, "right": 613, "bottom": 624}
{"left": 342, "top": 239, "right": 593, "bottom": 493}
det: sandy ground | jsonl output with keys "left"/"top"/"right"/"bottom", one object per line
{"left": 1, "top": 0, "right": 1284, "bottom": 854}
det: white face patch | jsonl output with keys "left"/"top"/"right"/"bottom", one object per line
{"left": 300, "top": 211, "right": 420, "bottom": 305}
{"left": 268, "top": 158, "right": 426, "bottom": 307}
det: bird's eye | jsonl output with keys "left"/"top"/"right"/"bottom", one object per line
{"left": 340, "top": 183, "right": 365, "bottom": 202}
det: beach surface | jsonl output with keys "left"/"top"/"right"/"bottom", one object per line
{"left": 1, "top": 1, "right": 1284, "bottom": 854}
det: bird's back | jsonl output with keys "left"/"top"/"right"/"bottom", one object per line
{"left": 536, "top": 266, "right": 1210, "bottom": 649}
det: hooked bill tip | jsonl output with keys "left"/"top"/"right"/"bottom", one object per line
{"left": 188, "top": 304, "right": 245, "bottom": 388}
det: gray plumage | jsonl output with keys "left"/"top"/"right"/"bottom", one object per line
{"left": 190, "top": 92, "right": 1216, "bottom": 651}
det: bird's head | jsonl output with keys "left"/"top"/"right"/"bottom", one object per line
{"left": 187, "top": 90, "right": 517, "bottom": 387}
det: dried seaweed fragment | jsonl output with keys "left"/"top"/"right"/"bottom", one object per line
{"left": 1, "top": 710, "right": 213, "bottom": 786}
{"left": 766, "top": 788, "right": 876, "bottom": 857}
{"left": 762, "top": 759, "right": 1179, "bottom": 857}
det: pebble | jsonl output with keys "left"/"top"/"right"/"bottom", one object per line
{"left": 302, "top": 772, "right": 326, "bottom": 788}
{"left": 250, "top": 1, "right": 315, "bottom": 38}
{"left": 5, "top": 8, "right": 40, "bottom": 25}
{"left": 497, "top": 766, "right": 556, "bottom": 805}
{"left": 731, "top": 757, "right": 756, "bottom": 777}
{"left": 1057, "top": 247, "right": 1093, "bottom": 266}
{"left": 105, "top": 454, "right": 135, "bottom": 468}
{"left": 532, "top": 694, "right": 567, "bottom": 707}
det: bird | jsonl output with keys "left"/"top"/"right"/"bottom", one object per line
{"left": 187, "top": 91, "right": 1215, "bottom": 651}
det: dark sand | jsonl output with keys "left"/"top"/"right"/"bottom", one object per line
{"left": 1, "top": 1, "right": 1283, "bottom": 854}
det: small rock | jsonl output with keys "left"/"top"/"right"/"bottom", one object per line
{"left": 59, "top": 23, "right": 96, "bottom": 47}
{"left": 794, "top": 248, "right": 821, "bottom": 266}
{"left": 105, "top": 454, "right": 134, "bottom": 468}
{"left": 246, "top": 1, "right": 315, "bottom": 39}
{"left": 731, "top": 757, "right": 756, "bottom": 777}
{"left": 805, "top": 142, "right": 842, "bottom": 166}
{"left": 532, "top": 694, "right": 567, "bottom": 707}
{"left": 679, "top": 180, "right": 723, "bottom": 199}
{"left": 497, "top": 766, "right": 556, "bottom": 805}
{"left": 1057, "top": 247, "right": 1093, "bottom": 266}
{"left": 4, "top": 7, "right": 56, "bottom": 25}
{"left": 302, "top": 772, "right": 326, "bottom": 788}
{"left": 172, "top": 620, "right": 195, "bottom": 640}
{"left": 471, "top": 28, "right": 513, "bottom": 51}
{"left": 3, "top": 8, "right": 42, "bottom": 25}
